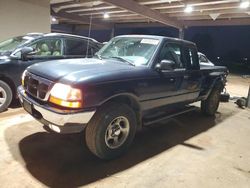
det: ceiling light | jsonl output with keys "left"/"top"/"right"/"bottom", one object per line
{"left": 184, "top": 5, "right": 193, "bottom": 13}
{"left": 51, "top": 17, "right": 57, "bottom": 22}
{"left": 240, "top": 1, "right": 250, "bottom": 9}
{"left": 103, "top": 12, "right": 110, "bottom": 19}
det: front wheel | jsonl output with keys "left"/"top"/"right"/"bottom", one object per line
{"left": 85, "top": 102, "right": 137, "bottom": 160}
{"left": 0, "top": 80, "right": 13, "bottom": 112}
{"left": 201, "top": 87, "right": 221, "bottom": 116}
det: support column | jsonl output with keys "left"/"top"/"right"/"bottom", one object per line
{"left": 179, "top": 28, "right": 184, "bottom": 39}
{"left": 246, "top": 85, "right": 250, "bottom": 108}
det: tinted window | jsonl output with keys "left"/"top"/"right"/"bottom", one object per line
{"left": 65, "top": 39, "right": 88, "bottom": 56}
{"left": 159, "top": 43, "right": 184, "bottom": 68}
{"left": 29, "top": 38, "right": 63, "bottom": 56}
{"left": 184, "top": 46, "right": 199, "bottom": 69}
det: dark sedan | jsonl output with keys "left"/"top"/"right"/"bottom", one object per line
{"left": 0, "top": 32, "right": 102, "bottom": 112}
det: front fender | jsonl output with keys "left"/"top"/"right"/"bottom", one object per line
{"left": 204, "top": 75, "right": 225, "bottom": 99}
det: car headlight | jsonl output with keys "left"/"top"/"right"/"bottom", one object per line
{"left": 49, "top": 83, "right": 83, "bottom": 108}
{"left": 21, "top": 70, "right": 27, "bottom": 86}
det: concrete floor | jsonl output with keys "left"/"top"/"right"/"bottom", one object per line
{"left": 0, "top": 75, "right": 249, "bottom": 188}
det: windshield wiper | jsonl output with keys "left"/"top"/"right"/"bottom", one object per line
{"left": 110, "top": 56, "right": 135, "bottom": 66}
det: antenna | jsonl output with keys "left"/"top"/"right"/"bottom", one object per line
{"left": 86, "top": 7, "right": 93, "bottom": 58}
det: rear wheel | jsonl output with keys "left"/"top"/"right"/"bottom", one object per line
{"left": 85, "top": 102, "right": 137, "bottom": 160}
{"left": 201, "top": 87, "right": 221, "bottom": 116}
{"left": 0, "top": 80, "right": 12, "bottom": 112}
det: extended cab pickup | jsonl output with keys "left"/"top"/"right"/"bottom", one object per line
{"left": 18, "top": 35, "right": 228, "bottom": 159}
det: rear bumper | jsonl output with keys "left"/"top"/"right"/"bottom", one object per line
{"left": 17, "top": 86, "right": 95, "bottom": 134}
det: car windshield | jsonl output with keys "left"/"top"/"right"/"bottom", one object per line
{"left": 96, "top": 37, "right": 160, "bottom": 66}
{"left": 0, "top": 36, "right": 31, "bottom": 54}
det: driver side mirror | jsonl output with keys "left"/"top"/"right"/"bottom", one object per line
{"left": 21, "top": 47, "right": 35, "bottom": 61}
{"left": 156, "top": 59, "right": 175, "bottom": 71}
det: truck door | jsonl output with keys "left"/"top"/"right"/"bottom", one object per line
{"left": 141, "top": 41, "right": 188, "bottom": 110}
{"left": 182, "top": 44, "right": 202, "bottom": 100}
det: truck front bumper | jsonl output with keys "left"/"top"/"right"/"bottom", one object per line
{"left": 17, "top": 86, "right": 95, "bottom": 134}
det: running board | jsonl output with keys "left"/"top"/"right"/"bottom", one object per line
{"left": 143, "top": 105, "right": 197, "bottom": 126}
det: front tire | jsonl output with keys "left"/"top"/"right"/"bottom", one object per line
{"left": 201, "top": 87, "right": 221, "bottom": 116}
{"left": 0, "top": 80, "right": 13, "bottom": 112}
{"left": 85, "top": 102, "right": 137, "bottom": 160}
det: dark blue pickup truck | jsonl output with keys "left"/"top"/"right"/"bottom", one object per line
{"left": 18, "top": 35, "right": 227, "bottom": 159}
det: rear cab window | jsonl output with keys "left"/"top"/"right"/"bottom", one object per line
{"left": 183, "top": 44, "right": 199, "bottom": 70}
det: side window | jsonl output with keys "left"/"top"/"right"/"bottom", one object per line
{"left": 184, "top": 46, "right": 199, "bottom": 69}
{"left": 86, "top": 43, "right": 98, "bottom": 57}
{"left": 29, "top": 38, "right": 63, "bottom": 57}
{"left": 65, "top": 39, "right": 88, "bottom": 56}
{"left": 158, "top": 43, "right": 184, "bottom": 68}
{"left": 91, "top": 46, "right": 99, "bottom": 55}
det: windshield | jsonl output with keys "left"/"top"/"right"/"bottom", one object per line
{"left": 96, "top": 37, "right": 160, "bottom": 66}
{"left": 0, "top": 36, "right": 31, "bottom": 54}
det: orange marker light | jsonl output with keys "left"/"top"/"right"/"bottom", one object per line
{"left": 49, "top": 96, "right": 82, "bottom": 108}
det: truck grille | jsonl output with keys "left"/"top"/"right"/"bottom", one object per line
{"left": 24, "top": 72, "right": 53, "bottom": 101}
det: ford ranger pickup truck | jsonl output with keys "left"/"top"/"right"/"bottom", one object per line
{"left": 18, "top": 35, "right": 228, "bottom": 159}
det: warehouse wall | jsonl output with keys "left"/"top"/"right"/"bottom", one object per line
{"left": 0, "top": 0, "right": 50, "bottom": 41}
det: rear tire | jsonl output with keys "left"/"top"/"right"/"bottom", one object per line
{"left": 201, "top": 87, "right": 221, "bottom": 116}
{"left": 0, "top": 80, "right": 12, "bottom": 112}
{"left": 85, "top": 102, "right": 137, "bottom": 160}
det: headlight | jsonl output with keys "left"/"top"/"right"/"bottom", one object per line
{"left": 49, "top": 83, "right": 83, "bottom": 108}
{"left": 21, "top": 70, "right": 27, "bottom": 86}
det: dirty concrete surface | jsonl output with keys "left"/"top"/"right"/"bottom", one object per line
{"left": 0, "top": 75, "right": 249, "bottom": 188}
{"left": 226, "top": 74, "right": 250, "bottom": 97}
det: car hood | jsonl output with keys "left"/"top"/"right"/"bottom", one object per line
{"left": 27, "top": 58, "right": 138, "bottom": 83}
{"left": 0, "top": 55, "right": 12, "bottom": 64}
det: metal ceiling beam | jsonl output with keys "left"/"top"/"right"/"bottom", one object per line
{"left": 159, "top": 2, "right": 240, "bottom": 14}
{"left": 63, "top": 5, "right": 115, "bottom": 13}
{"left": 51, "top": 9, "right": 112, "bottom": 29}
{"left": 169, "top": 8, "right": 250, "bottom": 18}
{"left": 80, "top": 10, "right": 128, "bottom": 16}
{"left": 51, "top": 0, "right": 75, "bottom": 8}
{"left": 183, "top": 18, "right": 250, "bottom": 26}
{"left": 178, "top": 13, "right": 249, "bottom": 21}
{"left": 51, "top": 0, "right": 97, "bottom": 8}
{"left": 102, "top": 0, "right": 182, "bottom": 29}
{"left": 148, "top": 0, "right": 238, "bottom": 10}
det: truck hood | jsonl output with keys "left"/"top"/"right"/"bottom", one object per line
{"left": 27, "top": 58, "right": 138, "bottom": 83}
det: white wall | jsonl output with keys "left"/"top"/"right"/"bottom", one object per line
{"left": 0, "top": 0, "right": 50, "bottom": 41}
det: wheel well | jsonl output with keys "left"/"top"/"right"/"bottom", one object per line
{"left": 103, "top": 95, "right": 142, "bottom": 130}
{"left": 214, "top": 77, "right": 225, "bottom": 92}
{"left": 0, "top": 76, "right": 16, "bottom": 99}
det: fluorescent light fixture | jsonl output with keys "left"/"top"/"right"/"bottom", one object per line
{"left": 103, "top": 12, "right": 110, "bottom": 19}
{"left": 184, "top": 5, "right": 193, "bottom": 13}
{"left": 240, "top": 1, "right": 250, "bottom": 8}
{"left": 51, "top": 17, "right": 57, "bottom": 22}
